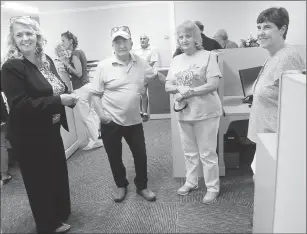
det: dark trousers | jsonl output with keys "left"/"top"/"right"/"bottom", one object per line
{"left": 101, "top": 121, "right": 148, "bottom": 190}
{"left": 14, "top": 123, "right": 71, "bottom": 233}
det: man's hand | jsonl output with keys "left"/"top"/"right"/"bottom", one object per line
{"left": 100, "top": 115, "right": 112, "bottom": 124}
{"left": 142, "top": 113, "right": 149, "bottom": 122}
{"left": 60, "top": 93, "right": 79, "bottom": 106}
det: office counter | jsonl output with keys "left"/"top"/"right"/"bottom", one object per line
{"left": 253, "top": 72, "right": 306, "bottom": 233}
{"left": 218, "top": 96, "right": 251, "bottom": 176}
{"left": 147, "top": 67, "right": 170, "bottom": 119}
{"left": 56, "top": 66, "right": 80, "bottom": 159}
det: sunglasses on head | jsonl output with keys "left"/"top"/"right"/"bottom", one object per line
{"left": 111, "top": 26, "right": 131, "bottom": 36}
{"left": 10, "top": 16, "right": 32, "bottom": 24}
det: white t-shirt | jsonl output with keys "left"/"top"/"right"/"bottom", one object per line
{"left": 247, "top": 45, "right": 306, "bottom": 143}
{"left": 133, "top": 45, "right": 160, "bottom": 67}
{"left": 89, "top": 53, "right": 157, "bottom": 126}
{"left": 166, "top": 50, "right": 223, "bottom": 122}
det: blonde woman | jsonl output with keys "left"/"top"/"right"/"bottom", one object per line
{"left": 54, "top": 43, "right": 71, "bottom": 74}
{"left": 165, "top": 20, "right": 222, "bottom": 204}
{"left": 1, "top": 16, "right": 79, "bottom": 233}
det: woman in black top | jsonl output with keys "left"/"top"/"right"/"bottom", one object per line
{"left": 61, "top": 31, "right": 102, "bottom": 150}
{"left": 1, "top": 16, "right": 79, "bottom": 233}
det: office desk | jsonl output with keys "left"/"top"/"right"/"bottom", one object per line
{"left": 218, "top": 96, "right": 251, "bottom": 176}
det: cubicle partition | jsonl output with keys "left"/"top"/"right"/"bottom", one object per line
{"left": 253, "top": 72, "right": 306, "bottom": 233}
{"left": 148, "top": 68, "right": 170, "bottom": 119}
{"left": 56, "top": 67, "right": 80, "bottom": 159}
{"left": 217, "top": 47, "right": 269, "bottom": 96}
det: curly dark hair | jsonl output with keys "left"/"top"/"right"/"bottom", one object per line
{"left": 61, "top": 31, "right": 78, "bottom": 50}
{"left": 257, "top": 7, "right": 289, "bottom": 39}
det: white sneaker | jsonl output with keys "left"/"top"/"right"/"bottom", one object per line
{"left": 177, "top": 183, "right": 198, "bottom": 196}
{"left": 54, "top": 223, "right": 71, "bottom": 233}
{"left": 202, "top": 191, "right": 219, "bottom": 204}
{"left": 82, "top": 140, "right": 103, "bottom": 151}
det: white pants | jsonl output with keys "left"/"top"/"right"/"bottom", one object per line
{"left": 251, "top": 151, "right": 256, "bottom": 174}
{"left": 178, "top": 117, "right": 220, "bottom": 192}
{"left": 74, "top": 84, "right": 100, "bottom": 142}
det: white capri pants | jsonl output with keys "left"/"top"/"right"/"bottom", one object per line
{"left": 74, "top": 83, "right": 100, "bottom": 142}
{"left": 177, "top": 117, "right": 220, "bottom": 193}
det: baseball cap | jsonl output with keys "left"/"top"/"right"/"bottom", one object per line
{"left": 111, "top": 26, "right": 131, "bottom": 41}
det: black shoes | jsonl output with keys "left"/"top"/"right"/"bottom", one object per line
{"left": 0, "top": 173, "right": 12, "bottom": 185}
{"left": 113, "top": 187, "right": 157, "bottom": 202}
{"left": 113, "top": 187, "right": 127, "bottom": 203}
{"left": 136, "top": 188, "right": 156, "bottom": 202}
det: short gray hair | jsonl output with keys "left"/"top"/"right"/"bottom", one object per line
{"left": 175, "top": 20, "right": 203, "bottom": 51}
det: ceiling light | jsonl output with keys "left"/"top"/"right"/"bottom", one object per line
{"left": 1, "top": 2, "right": 39, "bottom": 13}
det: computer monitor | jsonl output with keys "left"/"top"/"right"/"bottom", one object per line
{"left": 239, "top": 66, "right": 262, "bottom": 98}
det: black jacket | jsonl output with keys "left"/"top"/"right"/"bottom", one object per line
{"left": 1, "top": 55, "right": 74, "bottom": 144}
{"left": 173, "top": 33, "right": 222, "bottom": 57}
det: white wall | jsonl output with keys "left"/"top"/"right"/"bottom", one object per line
{"left": 174, "top": 1, "right": 306, "bottom": 47}
{"left": 39, "top": 2, "right": 173, "bottom": 66}
{"left": 1, "top": 1, "right": 306, "bottom": 66}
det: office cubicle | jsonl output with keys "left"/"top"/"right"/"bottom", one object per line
{"left": 147, "top": 68, "right": 170, "bottom": 119}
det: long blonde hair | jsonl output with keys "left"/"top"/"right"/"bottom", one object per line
{"left": 3, "top": 16, "right": 49, "bottom": 69}
{"left": 176, "top": 20, "right": 203, "bottom": 51}
{"left": 54, "top": 43, "right": 71, "bottom": 59}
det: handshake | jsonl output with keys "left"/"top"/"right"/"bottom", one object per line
{"left": 60, "top": 93, "right": 80, "bottom": 106}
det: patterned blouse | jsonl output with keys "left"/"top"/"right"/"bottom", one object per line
{"left": 247, "top": 45, "right": 306, "bottom": 143}
{"left": 39, "top": 67, "right": 66, "bottom": 124}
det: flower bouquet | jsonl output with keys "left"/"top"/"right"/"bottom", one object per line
{"left": 240, "top": 34, "right": 259, "bottom": 48}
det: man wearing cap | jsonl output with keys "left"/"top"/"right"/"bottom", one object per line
{"left": 133, "top": 33, "right": 160, "bottom": 122}
{"left": 213, "top": 29, "right": 238, "bottom": 49}
{"left": 90, "top": 26, "right": 165, "bottom": 203}
{"left": 173, "top": 21, "right": 222, "bottom": 57}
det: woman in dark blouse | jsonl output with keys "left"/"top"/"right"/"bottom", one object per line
{"left": 1, "top": 16, "right": 79, "bottom": 233}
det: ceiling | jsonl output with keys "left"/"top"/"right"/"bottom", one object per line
{"left": 1, "top": 1, "right": 140, "bottom": 13}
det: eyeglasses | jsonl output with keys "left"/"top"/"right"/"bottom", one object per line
{"left": 111, "top": 26, "right": 131, "bottom": 37}
{"left": 10, "top": 16, "right": 32, "bottom": 24}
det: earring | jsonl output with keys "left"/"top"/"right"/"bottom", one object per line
{"left": 35, "top": 46, "right": 42, "bottom": 56}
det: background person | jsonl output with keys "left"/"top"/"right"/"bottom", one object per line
{"left": 165, "top": 20, "right": 223, "bottom": 204}
{"left": 0, "top": 79, "right": 12, "bottom": 186}
{"left": 247, "top": 7, "right": 306, "bottom": 177}
{"left": 1, "top": 16, "right": 79, "bottom": 233}
{"left": 61, "top": 31, "right": 102, "bottom": 150}
{"left": 133, "top": 33, "right": 160, "bottom": 122}
{"left": 213, "top": 29, "right": 239, "bottom": 49}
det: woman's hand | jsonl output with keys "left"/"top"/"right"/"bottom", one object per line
{"left": 59, "top": 57, "right": 72, "bottom": 70}
{"left": 174, "top": 93, "right": 185, "bottom": 102}
{"left": 60, "top": 93, "right": 79, "bottom": 106}
{"left": 177, "top": 86, "right": 191, "bottom": 98}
